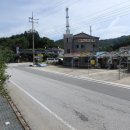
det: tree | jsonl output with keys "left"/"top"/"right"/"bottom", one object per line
{"left": 100, "top": 35, "right": 130, "bottom": 51}
{"left": 0, "top": 48, "right": 9, "bottom": 95}
{"left": 24, "top": 30, "right": 40, "bottom": 49}
{"left": 41, "top": 37, "right": 56, "bottom": 48}
{"left": 55, "top": 39, "right": 64, "bottom": 49}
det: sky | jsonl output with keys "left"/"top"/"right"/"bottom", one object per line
{"left": 0, "top": 0, "right": 130, "bottom": 40}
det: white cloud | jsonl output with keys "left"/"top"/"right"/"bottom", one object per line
{"left": 108, "top": 17, "right": 120, "bottom": 28}
{"left": 96, "top": 17, "right": 129, "bottom": 39}
{"left": 0, "top": 0, "right": 130, "bottom": 40}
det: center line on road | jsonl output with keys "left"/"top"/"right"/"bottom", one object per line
{"left": 10, "top": 80, "right": 77, "bottom": 130}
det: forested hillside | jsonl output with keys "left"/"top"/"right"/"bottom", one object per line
{"left": 55, "top": 39, "right": 64, "bottom": 49}
{"left": 100, "top": 35, "right": 130, "bottom": 51}
{"left": 0, "top": 31, "right": 57, "bottom": 51}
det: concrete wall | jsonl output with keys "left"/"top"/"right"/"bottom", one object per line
{"left": 63, "top": 34, "right": 73, "bottom": 54}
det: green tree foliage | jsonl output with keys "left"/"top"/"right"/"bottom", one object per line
{"left": 24, "top": 30, "right": 40, "bottom": 48}
{"left": 0, "top": 47, "right": 15, "bottom": 63}
{"left": 0, "top": 31, "right": 59, "bottom": 63}
{"left": 100, "top": 35, "right": 130, "bottom": 51}
{"left": 0, "top": 31, "right": 56, "bottom": 50}
{"left": 0, "top": 48, "right": 9, "bottom": 95}
{"left": 24, "top": 31, "right": 57, "bottom": 49}
{"left": 55, "top": 39, "right": 64, "bottom": 49}
{"left": 41, "top": 37, "right": 56, "bottom": 48}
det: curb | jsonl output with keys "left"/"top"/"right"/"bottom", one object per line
{"left": 6, "top": 96, "right": 31, "bottom": 130}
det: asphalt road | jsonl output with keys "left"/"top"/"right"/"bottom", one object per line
{"left": 7, "top": 64, "right": 130, "bottom": 130}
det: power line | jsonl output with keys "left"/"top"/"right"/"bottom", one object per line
{"left": 75, "top": 5, "right": 130, "bottom": 25}
{"left": 64, "top": 3, "right": 130, "bottom": 31}
{"left": 43, "top": 0, "right": 130, "bottom": 29}
{"left": 43, "top": 6, "right": 130, "bottom": 36}
{"left": 38, "top": 0, "right": 130, "bottom": 39}
{"left": 71, "top": 0, "right": 130, "bottom": 22}
{"left": 42, "top": 0, "right": 130, "bottom": 27}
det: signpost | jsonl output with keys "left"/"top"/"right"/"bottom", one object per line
{"left": 118, "top": 56, "right": 121, "bottom": 80}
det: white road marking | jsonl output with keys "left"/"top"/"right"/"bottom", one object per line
{"left": 32, "top": 68, "right": 130, "bottom": 90}
{"left": 60, "top": 73, "right": 130, "bottom": 90}
{"left": 10, "top": 80, "right": 77, "bottom": 130}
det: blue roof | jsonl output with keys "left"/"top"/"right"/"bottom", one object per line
{"left": 95, "top": 52, "right": 106, "bottom": 56}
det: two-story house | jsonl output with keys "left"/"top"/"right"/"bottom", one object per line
{"left": 63, "top": 32, "right": 100, "bottom": 67}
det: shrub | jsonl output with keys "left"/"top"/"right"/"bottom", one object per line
{"left": 0, "top": 50, "right": 9, "bottom": 95}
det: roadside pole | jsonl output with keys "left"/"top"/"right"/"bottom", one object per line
{"left": 119, "top": 56, "right": 121, "bottom": 80}
{"left": 88, "top": 56, "right": 89, "bottom": 75}
{"left": 29, "top": 12, "right": 39, "bottom": 65}
{"left": 71, "top": 57, "right": 73, "bottom": 71}
{"left": 127, "top": 55, "right": 129, "bottom": 70}
{"left": 89, "top": 26, "right": 92, "bottom": 76}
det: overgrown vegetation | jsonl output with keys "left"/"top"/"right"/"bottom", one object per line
{"left": 0, "top": 44, "right": 15, "bottom": 95}
{"left": 0, "top": 50, "right": 9, "bottom": 96}
{"left": 55, "top": 39, "right": 64, "bottom": 49}
{"left": 100, "top": 35, "right": 130, "bottom": 51}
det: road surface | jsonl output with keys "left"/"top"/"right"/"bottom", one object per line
{"left": 7, "top": 64, "right": 130, "bottom": 130}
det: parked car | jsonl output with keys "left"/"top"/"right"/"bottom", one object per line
{"left": 46, "top": 58, "right": 58, "bottom": 63}
{"left": 36, "top": 63, "right": 47, "bottom": 67}
{"left": 29, "top": 63, "right": 47, "bottom": 67}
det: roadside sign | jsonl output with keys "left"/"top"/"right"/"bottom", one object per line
{"left": 34, "top": 56, "right": 42, "bottom": 59}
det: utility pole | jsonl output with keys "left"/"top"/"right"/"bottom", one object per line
{"left": 88, "top": 26, "right": 92, "bottom": 75}
{"left": 119, "top": 56, "right": 121, "bottom": 80}
{"left": 29, "top": 12, "right": 39, "bottom": 65}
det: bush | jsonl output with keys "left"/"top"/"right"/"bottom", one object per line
{"left": 0, "top": 50, "right": 9, "bottom": 95}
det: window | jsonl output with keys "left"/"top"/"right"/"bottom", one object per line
{"left": 81, "top": 45, "right": 84, "bottom": 48}
{"left": 67, "top": 49, "right": 70, "bottom": 53}
{"left": 74, "top": 59, "right": 79, "bottom": 62}
{"left": 66, "top": 38, "right": 68, "bottom": 43}
{"left": 76, "top": 45, "right": 79, "bottom": 48}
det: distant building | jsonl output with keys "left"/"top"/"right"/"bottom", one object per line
{"left": 63, "top": 32, "right": 100, "bottom": 67}
{"left": 119, "top": 46, "right": 130, "bottom": 72}
{"left": 119, "top": 46, "right": 130, "bottom": 52}
{"left": 64, "top": 32, "right": 99, "bottom": 54}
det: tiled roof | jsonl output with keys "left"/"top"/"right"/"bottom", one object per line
{"left": 73, "top": 32, "right": 99, "bottom": 39}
